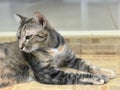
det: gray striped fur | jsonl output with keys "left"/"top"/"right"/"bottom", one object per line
{"left": 0, "top": 12, "right": 115, "bottom": 88}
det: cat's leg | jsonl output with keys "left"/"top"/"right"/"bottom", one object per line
{"left": 35, "top": 67, "right": 109, "bottom": 85}
{"left": 0, "top": 79, "right": 17, "bottom": 88}
{"left": 0, "top": 74, "right": 34, "bottom": 88}
{"left": 64, "top": 57, "right": 115, "bottom": 79}
{"left": 0, "top": 67, "right": 34, "bottom": 88}
{"left": 0, "top": 67, "right": 18, "bottom": 88}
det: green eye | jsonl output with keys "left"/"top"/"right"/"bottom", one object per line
{"left": 26, "top": 35, "right": 32, "bottom": 39}
{"left": 17, "top": 36, "right": 21, "bottom": 39}
{"left": 35, "top": 35, "right": 44, "bottom": 38}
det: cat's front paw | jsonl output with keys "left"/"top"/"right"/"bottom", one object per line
{"left": 93, "top": 75, "right": 109, "bottom": 85}
{"left": 93, "top": 79, "right": 105, "bottom": 85}
{"left": 99, "top": 69, "right": 116, "bottom": 79}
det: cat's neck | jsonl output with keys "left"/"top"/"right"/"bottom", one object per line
{"left": 47, "top": 44, "right": 66, "bottom": 56}
{"left": 31, "top": 44, "right": 65, "bottom": 58}
{"left": 31, "top": 28, "right": 68, "bottom": 59}
{"left": 47, "top": 29, "right": 65, "bottom": 48}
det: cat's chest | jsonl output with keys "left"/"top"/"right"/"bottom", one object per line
{"left": 48, "top": 45, "right": 67, "bottom": 66}
{"left": 38, "top": 45, "right": 70, "bottom": 67}
{"left": 49, "top": 45, "right": 66, "bottom": 58}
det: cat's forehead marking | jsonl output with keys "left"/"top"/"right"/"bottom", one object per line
{"left": 24, "top": 25, "right": 43, "bottom": 36}
{"left": 25, "top": 29, "right": 37, "bottom": 36}
{"left": 20, "top": 29, "right": 26, "bottom": 37}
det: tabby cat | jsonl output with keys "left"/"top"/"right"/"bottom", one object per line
{"left": 0, "top": 12, "right": 115, "bottom": 88}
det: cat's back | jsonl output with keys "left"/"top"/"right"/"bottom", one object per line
{"left": 0, "top": 41, "right": 22, "bottom": 60}
{"left": 0, "top": 41, "right": 19, "bottom": 50}
{"left": 0, "top": 41, "right": 30, "bottom": 70}
{"left": 0, "top": 41, "right": 34, "bottom": 87}
{"left": 0, "top": 41, "right": 28, "bottom": 69}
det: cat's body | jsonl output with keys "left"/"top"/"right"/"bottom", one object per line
{"left": 0, "top": 12, "right": 115, "bottom": 88}
{"left": 0, "top": 41, "right": 34, "bottom": 87}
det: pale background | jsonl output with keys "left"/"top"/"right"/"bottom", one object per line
{"left": 0, "top": 0, "right": 120, "bottom": 32}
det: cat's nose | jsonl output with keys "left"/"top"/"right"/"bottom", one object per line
{"left": 20, "top": 45, "right": 24, "bottom": 50}
{"left": 19, "top": 43, "right": 25, "bottom": 50}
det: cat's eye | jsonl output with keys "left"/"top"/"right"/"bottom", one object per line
{"left": 17, "top": 36, "right": 21, "bottom": 39}
{"left": 26, "top": 35, "right": 32, "bottom": 40}
{"left": 35, "top": 35, "right": 44, "bottom": 38}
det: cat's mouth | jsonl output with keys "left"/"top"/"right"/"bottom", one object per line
{"left": 19, "top": 46, "right": 32, "bottom": 53}
{"left": 20, "top": 45, "right": 40, "bottom": 53}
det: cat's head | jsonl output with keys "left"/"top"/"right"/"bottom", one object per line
{"left": 15, "top": 12, "right": 50, "bottom": 53}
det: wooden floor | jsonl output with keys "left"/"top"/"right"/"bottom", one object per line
{"left": 0, "top": 54, "right": 120, "bottom": 90}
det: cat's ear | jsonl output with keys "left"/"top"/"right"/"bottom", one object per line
{"left": 14, "top": 14, "right": 25, "bottom": 24}
{"left": 33, "top": 12, "right": 47, "bottom": 28}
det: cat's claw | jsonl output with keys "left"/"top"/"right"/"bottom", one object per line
{"left": 93, "top": 79, "right": 105, "bottom": 85}
{"left": 93, "top": 75, "right": 109, "bottom": 85}
{"left": 100, "top": 69, "right": 116, "bottom": 79}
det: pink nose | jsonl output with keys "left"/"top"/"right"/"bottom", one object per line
{"left": 19, "top": 43, "right": 25, "bottom": 50}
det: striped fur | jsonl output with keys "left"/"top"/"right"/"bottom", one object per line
{"left": 0, "top": 12, "right": 115, "bottom": 88}
{"left": 0, "top": 42, "right": 34, "bottom": 88}
{"left": 16, "top": 12, "right": 115, "bottom": 84}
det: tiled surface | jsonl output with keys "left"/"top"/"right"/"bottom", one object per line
{"left": 0, "top": 36, "right": 120, "bottom": 90}
{"left": 0, "top": 54, "right": 120, "bottom": 90}
{"left": 66, "top": 36, "right": 120, "bottom": 54}
{"left": 0, "top": 0, "right": 120, "bottom": 31}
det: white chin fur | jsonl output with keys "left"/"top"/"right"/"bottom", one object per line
{"left": 22, "top": 48, "right": 31, "bottom": 53}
